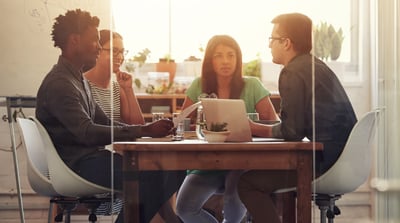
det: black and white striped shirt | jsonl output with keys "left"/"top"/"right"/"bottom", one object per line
{"left": 86, "top": 80, "right": 122, "bottom": 122}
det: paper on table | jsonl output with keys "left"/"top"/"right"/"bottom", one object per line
{"left": 173, "top": 101, "right": 201, "bottom": 127}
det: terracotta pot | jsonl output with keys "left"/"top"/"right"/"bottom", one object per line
{"left": 156, "top": 59, "right": 177, "bottom": 85}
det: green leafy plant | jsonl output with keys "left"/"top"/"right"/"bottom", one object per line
{"left": 314, "top": 22, "right": 344, "bottom": 61}
{"left": 125, "top": 48, "right": 151, "bottom": 72}
{"left": 133, "top": 48, "right": 151, "bottom": 67}
{"left": 124, "top": 48, "right": 151, "bottom": 89}
{"left": 206, "top": 122, "right": 228, "bottom": 132}
{"left": 243, "top": 53, "right": 262, "bottom": 80}
{"left": 160, "top": 53, "right": 175, "bottom": 63}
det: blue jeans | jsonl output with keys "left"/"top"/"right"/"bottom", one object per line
{"left": 176, "top": 171, "right": 246, "bottom": 223}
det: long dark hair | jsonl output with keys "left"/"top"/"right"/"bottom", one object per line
{"left": 201, "top": 35, "right": 244, "bottom": 99}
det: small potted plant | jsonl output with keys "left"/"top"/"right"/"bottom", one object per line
{"left": 202, "top": 122, "right": 231, "bottom": 142}
{"left": 156, "top": 53, "right": 177, "bottom": 85}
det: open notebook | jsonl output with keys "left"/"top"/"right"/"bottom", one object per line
{"left": 201, "top": 98, "right": 252, "bottom": 142}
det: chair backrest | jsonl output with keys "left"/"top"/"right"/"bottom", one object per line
{"left": 16, "top": 117, "right": 60, "bottom": 197}
{"left": 29, "top": 116, "right": 114, "bottom": 197}
{"left": 314, "top": 110, "right": 379, "bottom": 195}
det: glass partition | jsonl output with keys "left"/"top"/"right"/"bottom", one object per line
{"left": 109, "top": 1, "right": 367, "bottom": 223}
{"left": 8, "top": 0, "right": 400, "bottom": 222}
{"left": 370, "top": 0, "right": 400, "bottom": 222}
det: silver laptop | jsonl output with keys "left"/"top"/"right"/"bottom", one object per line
{"left": 201, "top": 98, "right": 252, "bottom": 142}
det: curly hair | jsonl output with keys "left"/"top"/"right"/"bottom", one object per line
{"left": 201, "top": 35, "right": 244, "bottom": 99}
{"left": 51, "top": 9, "right": 100, "bottom": 50}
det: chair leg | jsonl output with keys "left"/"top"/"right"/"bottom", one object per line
{"left": 64, "top": 209, "right": 71, "bottom": 223}
{"left": 52, "top": 200, "right": 78, "bottom": 223}
{"left": 80, "top": 197, "right": 112, "bottom": 223}
{"left": 318, "top": 204, "right": 328, "bottom": 223}
{"left": 315, "top": 194, "right": 341, "bottom": 223}
{"left": 48, "top": 202, "right": 55, "bottom": 223}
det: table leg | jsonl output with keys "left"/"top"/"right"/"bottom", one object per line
{"left": 123, "top": 151, "right": 140, "bottom": 223}
{"left": 296, "top": 152, "right": 312, "bottom": 223}
{"left": 6, "top": 99, "right": 25, "bottom": 223}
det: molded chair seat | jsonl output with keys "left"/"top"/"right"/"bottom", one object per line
{"left": 274, "top": 110, "right": 379, "bottom": 223}
{"left": 17, "top": 117, "right": 122, "bottom": 222}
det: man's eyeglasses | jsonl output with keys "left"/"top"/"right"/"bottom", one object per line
{"left": 268, "top": 36, "right": 287, "bottom": 44}
{"left": 102, "top": 48, "right": 129, "bottom": 57}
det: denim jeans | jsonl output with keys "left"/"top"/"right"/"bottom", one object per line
{"left": 176, "top": 171, "right": 246, "bottom": 223}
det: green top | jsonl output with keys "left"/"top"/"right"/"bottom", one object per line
{"left": 186, "top": 76, "right": 270, "bottom": 175}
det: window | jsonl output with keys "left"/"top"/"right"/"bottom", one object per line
{"left": 112, "top": 0, "right": 362, "bottom": 84}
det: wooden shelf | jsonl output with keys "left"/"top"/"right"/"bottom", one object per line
{"left": 136, "top": 93, "right": 281, "bottom": 122}
{"left": 136, "top": 93, "right": 186, "bottom": 122}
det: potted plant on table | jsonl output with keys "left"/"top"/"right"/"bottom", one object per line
{"left": 202, "top": 122, "right": 231, "bottom": 142}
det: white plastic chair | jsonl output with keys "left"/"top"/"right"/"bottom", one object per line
{"left": 29, "top": 116, "right": 114, "bottom": 197}
{"left": 17, "top": 117, "right": 80, "bottom": 222}
{"left": 275, "top": 110, "right": 380, "bottom": 223}
{"left": 17, "top": 117, "right": 121, "bottom": 223}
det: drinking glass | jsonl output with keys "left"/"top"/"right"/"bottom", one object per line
{"left": 247, "top": 113, "right": 260, "bottom": 121}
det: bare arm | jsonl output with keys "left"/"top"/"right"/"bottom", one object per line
{"left": 255, "top": 96, "right": 280, "bottom": 121}
{"left": 116, "top": 71, "right": 145, "bottom": 124}
{"left": 249, "top": 120, "right": 274, "bottom": 137}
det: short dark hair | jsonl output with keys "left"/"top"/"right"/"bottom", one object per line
{"left": 51, "top": 9, "right": 100, "bottom": 50}
{"left": 271, "top": 13, "right": 312, "bottom": 54}
{"left": 99, "top": 29, "right": 123, "bottom": 47}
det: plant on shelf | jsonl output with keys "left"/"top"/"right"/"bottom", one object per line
{"left": 156, "top": 53, "right": 177, "bottom": 86}
{"left": 314, "top": 22, "right": 344, "bottom": 61}
{"left": 159, "top": 53, "right": 174, "bottom": 63}
{"left": 125, "top": 48, "right": 151, "bottom": 89}
{"left": 184, "top": 45, "right": 204, "bottom": 62}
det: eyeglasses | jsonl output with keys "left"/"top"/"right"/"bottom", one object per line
{"left": 268, "top": 36, "right": 287, "bottom": 44}
{"left": 102, "top": 48, "right": 129, "bottom": 57}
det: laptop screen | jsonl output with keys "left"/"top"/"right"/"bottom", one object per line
{"left": 201, "top": 98, "right": 252, "bottom": 142}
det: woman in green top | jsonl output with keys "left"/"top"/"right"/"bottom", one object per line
{"left": 175, "top": 35, "right": 279, "bottom": 223}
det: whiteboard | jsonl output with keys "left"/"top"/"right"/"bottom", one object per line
{"left": 0, "top": 0, "right": 111, "bottom": 96}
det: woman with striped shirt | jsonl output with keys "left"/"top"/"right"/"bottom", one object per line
{"left": 84, "top": 29, "right": 144, "bottom": 124}
{"left": 84, "top": 29, "right": 184, "bottom": 223}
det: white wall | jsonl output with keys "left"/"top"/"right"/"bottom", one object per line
{"left": 0, "top": 1, "right": 111, "bottom": 221}
{"left": 0, "top": 0, "right": 111, "bottom": 96}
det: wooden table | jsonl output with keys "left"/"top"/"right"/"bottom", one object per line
{"left": 113, "top": 139, "right": 322, "bottom": 223}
